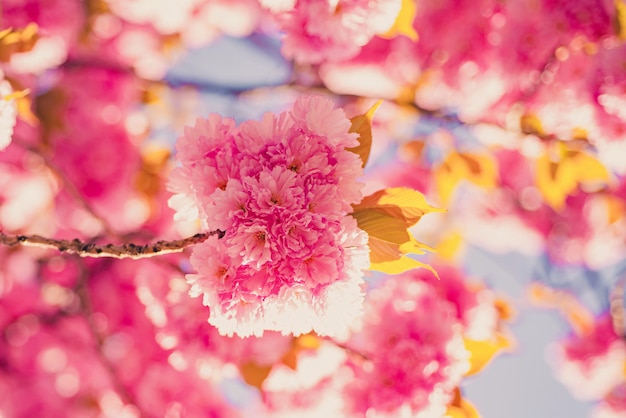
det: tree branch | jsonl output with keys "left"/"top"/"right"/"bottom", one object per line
{"left": 0, "top": 231, "right": 223, "bottom": 259}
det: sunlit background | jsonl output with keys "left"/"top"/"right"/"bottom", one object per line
{"left": 2, "top": 1, "right": 626, "bottom": 417}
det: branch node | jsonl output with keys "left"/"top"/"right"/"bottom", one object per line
{"left": 0, "top": 231, "right": 218, "bottom": 260}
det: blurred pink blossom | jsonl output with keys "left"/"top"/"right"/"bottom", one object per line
{"left": 47, "top": 67, "right": 146, "bottom": 236}
{"left": 552, "top": 313, "right": 626, "bottom": 400}
{"left": 2, "top": 0, "right": 84, "bottom": 74}
{"left": 268, "top": 0, "right": 402, "bottom": 64}
{"left": 106, "top": 0, "right": 264, "bottom": 48}
{"left": 0, "top": 74, "right": 17, "bottom": 151}
{"left": 344, "top": 273, "right": 469, "bottom": 417}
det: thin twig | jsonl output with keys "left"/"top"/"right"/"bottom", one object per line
{"left": 0, "top": 231, "right": 223, "bottom": 259}
{"left": 320, "top": 335, "right": 369, "bottom": 361}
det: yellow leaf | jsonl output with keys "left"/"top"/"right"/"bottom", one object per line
{"left": 15, "top": 90, "right": 39, "bottom": 127}
{"left": 5, "top": 78, "right": 40, "bottom": 126}
{"left": 396, "top": 83, "right": 419, "bottom": 106}
{"left": 351, "top": 187, "right": 440, "bottom": 274}
{"left": 446, "top": 388, "right": 481, "bottom": 418}
{"left": 0, "top": 28, "right": 12, "bottom": 40}
{"left": 535, "top": 153, "right": 577, "bottom": 210}
{"left": 351, "top": 188, "right": 440, "bottom": 269}
{"left": 280, "top": 333, "right": 321, "bottom": 370}
{"left": 141, "top": 83, "right": 164, "bottom": 104}
{"left": 379, "top": 0, "right": 419, "bottom": 41}
{"left": 296, "top": 333, "right": 321, "bottom": 350}
{"left": 135, "top": 147, "right": 171, "bottom": 198}
{"left": 434, "top": 160, "right": 457, "bottom": 205}
{"left": 573, "top": 152, "right": 610, "bottom": 184}
{"left": 446, "top": 398, "right": 481, "bottom": 418}
{"left": 399, "top": 234, "right": 434, "bottom": 254}
{"left": 528, "top": 282, "right": 594, "bottom": 336}
{"left": 459, "top": 399, "right": 481, "bottom": 418}
{"left": 347, "top": 100, "right": 382, "bottom": 168}
{"left": 352, "top": 209, "right": 413, "bottom": 247}
{"left": 614, "top": 0, "right": 626, "bottom": 40}
{"left": 536, "top": 145, "right": 610, "bottom": 211}
{"left": 446, "top": 406, "right": 466, "bottom": 418}
{"left": 520, "top": 113, "right": 545, "bottom": 136}
{"left": 240, "top": 361, "right": 272, "bottom": 390}
{"left": 371, "top": 255, "right": 439, "bottom": 276}
{"left": 572, "top": 127, "right": 588, "bottom": 141}
{"left": 3, "top": 89, "right": 29, "bottom": 101}
{"left": 401, "top": 139, "right": 425, "bottom": 160}
{"left": 368, "top": 235, "right": 404, "bottom": 263}
{"left": 142, "top": 147, "right": 171, "bottom": 172}
{"left": 606, "top": 195, "right": 625, "bottom": 224}
{"left": 352, "top": 187, "right": 444, "bottom": 228}
{"left": 0, "top": 23, "right": 39, "bottom": 62}
{"left": 464, "top": 333, "right": 511, "bottom": 376}
{"left": 456, "top": 153, "right": 498, "bottom": 188}
{"left": 281, "top": 349, "right": 299, "bottom": 370}
{"left": 435, "top": 231, "right": 464, "bottom": 261}
{"left": 494, "top": 297, "right": 516, "bottom": 321}
{"left": 434, "top": 152, "right": 498, "bottom": 205}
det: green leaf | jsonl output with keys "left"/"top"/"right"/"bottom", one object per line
{"left": 347, "top": 100, "right": 382, "bottom": 168}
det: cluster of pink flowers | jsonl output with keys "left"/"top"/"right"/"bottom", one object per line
{"left": 267, "top": 0, "right": 402, "bottom": 64}
{"left": 2, "top": 0, "right": 85, "bottom": 75}
{"left": 552, "top": 312, "right": 626, "bottom": 417}
{"left": 29, "top": 66, "right": 146, "bottom": 237}
{"left": 474, "top": 146, "right": 626, "bottom": 267}
{"left": 317, "top": 0, "right": 626, "bottom": 148}
{"left": 0, "top": 257, "right": 243, "bottom": 418}
{"left": 169, "top": 95, "right": 369, "bottom": 337}
{"left": 258, "top": 264, "right": 498, "bottom": 417}
{"left": 343, "top": 272, "right": 470, "bottom": 417}
{"left": 107, "top": 0, "right": 264, "bottom": 47}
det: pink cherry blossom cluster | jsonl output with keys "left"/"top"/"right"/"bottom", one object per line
{"left": 552, "top": 313, "right": 626, "bottom": 417}
{"left": 2, "top": 0, "right": 85, "bottom": 75}
{"left": 259, "top": 264, "right": 499, "bottom": 417}
{"left": 479, "top": 147, "right": 626, "bottom": 268}
{"left": 47, "top": 67, "right": 146, "bottom": 236}
{"left": 319, "top": 0, "right": 626, "bottom": 149}
{"left": 266, "top": 0, "right": 402, "bottom": 64}
{"left": 0, "top": 257, "right": 243, "bottom": 418}
{"left": 169, "top": 95, "right": 370, "bottom": 337}
{"left": 343, "top": 272, "right": 470, "bottom": 417}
